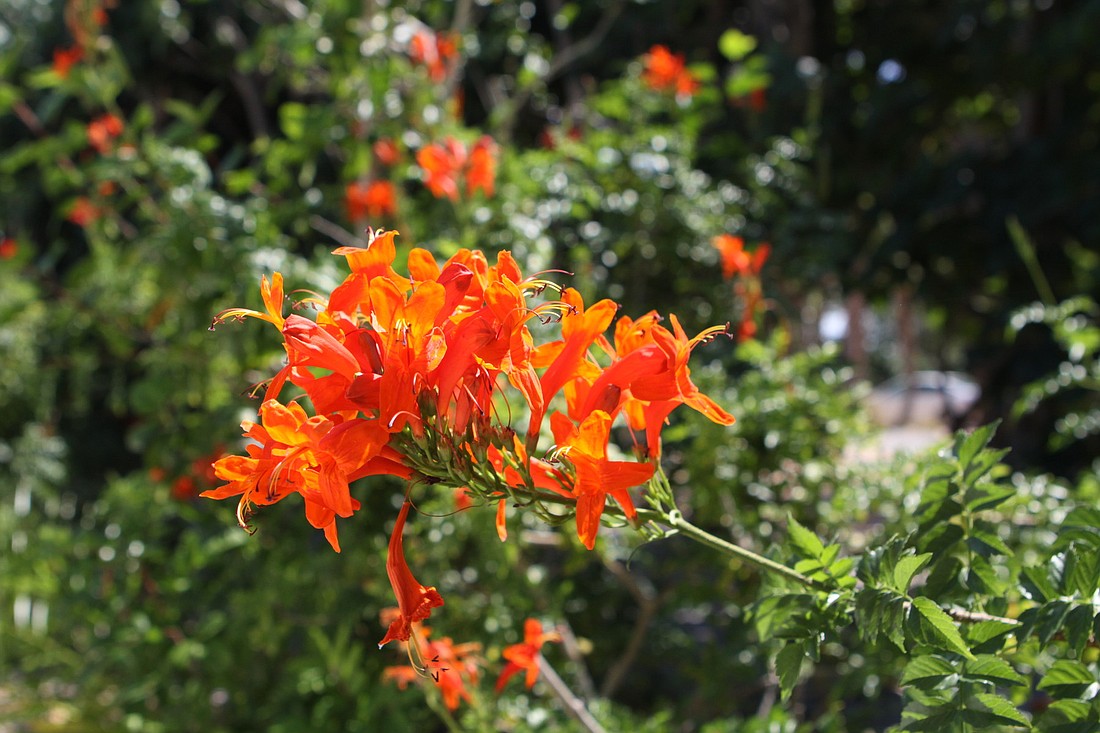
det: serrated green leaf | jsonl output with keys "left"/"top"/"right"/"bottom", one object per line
{"left": 963, "top": 655, "right": 1027, "bottom": 686}
{"left": 956, "top": 422, "right": 999, "bottom": 473}
{"left": 775, "top": 642, "right": 803, "bottom": 701}
{"left": 1021, "top": 565, "right": 1057, "bottom": 603}
{"left": 964, "top": 479, "right": 1015, "bottom": 512}
{"left": 894, "top": 553, "right": 933, "bottom": 593}
{"left": 1037, "top": 660, "right": 1096, "bottom": 695}
{"left": 964, "top": 620, "right": 1015, "bottom": 653}
{"left": 786, "top": 514, "right": 825, "bottom": 560}
{"left": 911, "top": 597, "right": 976, "bottom": 660}
{"left": 966, "top": 554, "right": 1007, "bottom": 595}
{"left": 901, "top": 654, "right": 957, "bottom": 687}
{"left": 969, "top": 522, "right": 1014, "bottom": 557}
{"left": 1063, "top": 605, "right": 1094, "bottom": 657}
{"left": 974, "top": 693, "right": 1031, "bottom": 727}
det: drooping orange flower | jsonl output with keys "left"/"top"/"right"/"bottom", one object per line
{"left": 642, "top": 45, "right": 698, "bottom": 98}
{"left": 379, "top": 501, "right": 445, "bottom": 647}
{"left": 52, "top": 46, "right": 83, "bottom": 78}
{"left": 87, "top": 113, "right": 124, "bottom": 154}
{"left": 496, "top": 618, "right": 561, "bottom": 692}
{"left": 345, "top": 180, "right": 397, "bottom": 221}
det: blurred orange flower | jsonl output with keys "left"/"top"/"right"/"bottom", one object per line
{"left": 52, "top": 46, "right": 83, "bottom": 78}
{"left": 87, "top": 113, "right": 124, "bottom": 154}
{"left": 711, "top": 235, "right": 769, "bottom": 280}
{"left": 67, "top": 197, "right": 101, "bottom": 227}
{"left": 409, "top": 28, "right": 458, "bottom": 82}
{"left": 0, "top": 238, "right": 17, "bottom": 260}
{"left": 466, "top": 136, "right": 497, "bottom": 197}
{"left": 373, "top": 138, "right": 400, "bottom": 166}
{"left": 345, "top": 180, "right": 397, "bottom": 221}
{"left": 642, "top": 45, "right": 698, "bottom": 98}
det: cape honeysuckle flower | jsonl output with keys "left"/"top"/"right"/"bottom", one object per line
{"left": 87, "top": 113, "right": 123, "bottom": 154}
{"left": 379, "top": 501, "right": 445, "bottom": 647}
{"left": 345, "top": 180, "right": 397, "bottom": 221}
{"left": 416, "top": 137, "right": 499, "bottom": 200}
{"left": 0, "top": 238, "right": 17, "bottom": 260}
{"left": 373, "top": 138, "right": 400, "bottom": 166}
{"left": 208, "top": 229, "right": 735, "bottom": 640}
{"left": 711, "top": 234, "right": 769, "bottom": 280}
{"left": 711, "top": 235, "right": 769, "bottom": 342}
{"left": 642, "top": 44, "right": 699, "bottom": 98}
{"left": 551, "top": 410, "right": 655, "bottom": 550}
{"left": 417, "top": 138, "right": 466, "bottom": 200}
{"left": 383, "top": 627, "right": 481, "bottom": 711}
{"left": 202, "top": 399, "right": 390, "bottom": 552}
{"left": 495, "top": 618, "right": 561, "bottom": 692}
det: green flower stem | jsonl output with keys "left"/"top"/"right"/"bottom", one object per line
{"left": 512, "top": 490, "right": 826, "bottom": 591}
{"left": 660, "top": 509, "right": 828, "bottom": 591}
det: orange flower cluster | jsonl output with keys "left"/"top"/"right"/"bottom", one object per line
{"left": 87, "top": 113, "right": 124, "bottom": 154}
{"left": 345, "top": 180, "right": 397, "bottom": 221}
{"left": 207, "top": 230, "right": 733, "bottom": 646}
{"left": 642, "top": 45, "right": 699, "bottom": 98}
{"left": 383, "top": 625, "right": 481, "bottom": 711}
{"left": 416, "top": 136, "right": 497, "bottom": 200}
{"left": 408, "top": 28, "right": 458, "bottom": 83}
{"left": 712, "top": 234, "right": 770, "bottom": 341}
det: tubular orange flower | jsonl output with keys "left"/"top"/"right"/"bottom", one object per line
{"left": 0, "top": 238, "right": 17, "bottom": 260}
{"left": 552, "top": 410, "right": 655, "bottom": 550}
{"left": 379, "top": 501, "right": 445, "bottom": 647}
{"left": 409, "top": 28, "right": 457, "bottom": 82}
{"left": 496, "top": 618, "right": 561, "bottom": 692}
{"left": 712, "top": 234, "right": 769, "bottom": 280}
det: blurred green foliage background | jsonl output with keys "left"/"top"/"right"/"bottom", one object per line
{"left": 2, "top": 0, "right": 1099, "bottom": 730}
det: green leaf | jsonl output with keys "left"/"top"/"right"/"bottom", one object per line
{"left": 973, "top": 693, "right": 1031, "bottom": 727}
{"left": 894, "top": 553, "right": 933, "bottom": 593}
{"left": 964, "top": 620, "right": 1015, "bottom": 653}
{"left": 775, "top": 642, "right": 803, "bottom": 700}
{"left": 1063, "top": 605, "right": 1094, "bottom": 657}
{"left": 1021, "top": 565, "right": 1057, "bottom": 603}
{"left": 969, "top": 522, "right": 1014, "bottom": 557}
{"left": 963, "top": 655, "right": 1027, "bottom": 686}
{"left": 718, "top": 29, "right": 758, "bottom": 61}
{"left": 786, "top": 514, "right": 825, "bottom": 560}
{"left": 911, "top": 597, "right": 976, "bottom": 660}
{"left": 955, "top": 422, "right": 999, "bottom": 474}
{"left": 901, "top": 655, "right": 957, "bottom": 688}
{"left": 279, "top": 102, "right": 309, "bottom": 141}
{"left": 1037, "top": 660, "right": 1096, "bottom": 696}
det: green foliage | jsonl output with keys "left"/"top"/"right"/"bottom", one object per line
{"left": 3, "top": 1, "right": 1100, "bottom": 732}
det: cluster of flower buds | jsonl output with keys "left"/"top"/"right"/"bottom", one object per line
{"left": 206, "top": 229, "right": 734, "bottom": 648}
